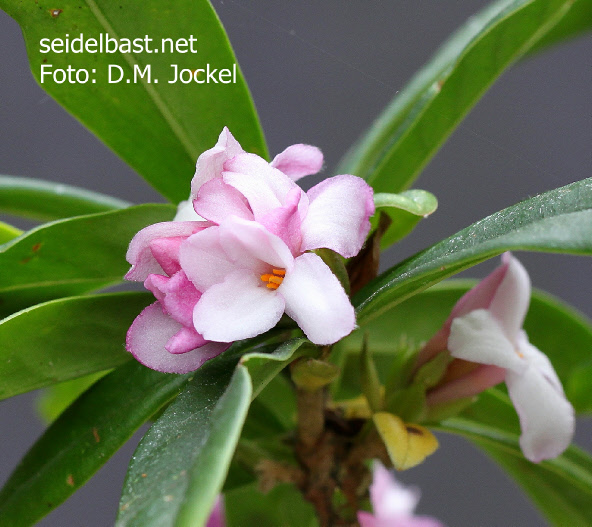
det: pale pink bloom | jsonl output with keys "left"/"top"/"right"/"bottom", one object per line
{"left": 125, "top": 219, "right": 228, "bottom": 373}
{"left": 206, "top": 496, "right": 225, "bottom": 527}
{"left": 423, "top": 253, "right": 575, "bottom": 462}
{"left": 180, "top": 215, "right": 356, "bottom": 345}
{"left": 190, "top": 127, "right": 374, "bottom": 258}
{"left": 358, "top": 462, "right": 443, "bottom": 527}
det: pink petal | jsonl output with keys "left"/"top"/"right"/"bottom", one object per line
{"left": 125, "top": 221, "right": 208, "bottom": 281}
{"left": 259, "top": 187, "right": 303, "bottom": 254}
{"left": 148, "top": 237, "right": 185, "bottom": 276}
{"left": 180, "top": 227, "right": 241, "bottom": 291}
{"left": 166, "top": 326, "right": 207, "bottom": 355}
{"left": 206, "top": 496, "right": 225, "bottom": 527}
{"left": 223, "top": 153, "right": 300, "bottom": 218}
{"left": 300, "top": 175, "right": 374, "bottom": 258}
{"left": 193, "top": 271, "right": 285, "bottom": 342}
{"left": 280, "top": 253, "right": 355, "bottom": 345}
{"left": 193, "top": 178, "right": 253, "bottom": 224}
{"left": 271, "top": 144, "right": 324, "bottom": 181}
{"left": 371, "top": 462, "right": 419, "bottom": 517}
{"left": 219, "top": 216, "right": 295, "bottom": 273}
{"left": 426, "top": 364, "right": 506, "bottom": 406}
{"left": 144, "top": 271, "right": 201, "bottom": 328}
{"left": 507, "top": 339, "right": 575, "bottom": 462}
{"left": 126, "top": 303, "right": 227, "bottom": 373}
{"left": 488, "top": 253, "right": 531, "bottom": 341}
{"left": 191, "top": 127, "right": 244, "bottom": 196}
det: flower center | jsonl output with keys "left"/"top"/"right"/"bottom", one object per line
{"left": 260, "top": 268, "right": 286, "bottom": 290}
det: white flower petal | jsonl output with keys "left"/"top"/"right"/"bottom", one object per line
{"left": 180, "top": 227, "right": 240, "bottom": 291}
{"left": 270, "top": 144, "right": 323, "bottom": 181}
{"left": 448, "top": 310, "right": 526, "bottom": 373}
{"left": 193, "top": 271, "right": 285, "bottom": 342}
{"left": 173, "top": 199, "right": 204, "bottom": 222}
{"left": 370, "top": 462, "right": 420, "bottom": 518}
{"left": 300, "top": 175, "right": 374, "bottom": 258}
{"left": 280, "top": 253, "right": 355, "bottom": 345}
{"left": 489, "top": 253, "right": 531, "bottom": 341}
{"left": 223, "top": 153, "right": 299, "bottom": 218}
{"left": 126, "top": 303, "right": 226, "bottom": 373}
{"left": 219, "top": 216, "right": 294, "bottom": 272}
{"left": 506, "top": 353, "right": 575, "bottom": 462}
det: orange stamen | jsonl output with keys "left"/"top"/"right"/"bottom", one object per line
{"left": 260, "top": 268, "right": 285, "bottom": 290}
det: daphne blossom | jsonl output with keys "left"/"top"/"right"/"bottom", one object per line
{"left": 422, "top": 253, "right": 575, "bottom": 462}
{"left": 125, "top": 128, "right": 373, "bottom": 372}
{"left": 358, "top": 461, "right": 443, "bottom": 527}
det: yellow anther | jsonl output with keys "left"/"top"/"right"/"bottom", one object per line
{"left": 260, "top": 268, "right": 285, "bottom": 290}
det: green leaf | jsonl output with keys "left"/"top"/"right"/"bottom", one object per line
{"left": 36, "top": 370, "right": 108, "bottom": 423}
{"left": 0, "top": 203, "right": 174, "bottom": 317}
{"left": 438, "top": 390, "right": 592, "bottom": 526}
{"left": 355, "top": 178, "right": 592, "bottom": 326}
{"left": 337, "top": 0, "right": 576, "bottom": 193}
{"left": 226, "top": 483, "right": 318, "bottom": 527}
{"left": 0, "top": 292, "right": 153, "bottom": 400}
{"left": 0, "top": 175, "right": 130, "bottom": 221}
{"left": 527, "top": 0, "right": 592, "bottom": 54}
{"left": 0, "top": 361, "right": 191, "bottom": 527}
{"left": 1, "top": 0, "right": 267, "bottom": 201}
{"left": 117, "top": 337, "right": 307, "bottom": 527}
{"left": 0, "top": 221, "right": 22, "bottom": 244}
{"left": 338, "top": 280, "right": 592, "bottom": 413}
{"left": 372, "top": 190, "right": 438, "bottom": 247}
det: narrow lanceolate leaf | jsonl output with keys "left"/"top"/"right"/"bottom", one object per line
{"left": 0, "top": 204, "right": 174, "bottom": 317}
{"left": 337, "top": 0, "right": 576, "bottom": 193}
{"left": 0, "top": 221, "right": 22, "bottom": 244}
{"left": 528, "top": 0, "right": 592, "bottom": 54}
{"left": 438, "top": 390, "right": 592, "bottom": 526}
{"left": 0, "top": 362, "right": 191, "bottom": 527}
{"left": 0, "top": 0, "right": 267, "bottom": 201}
{"left": 335, "top": 281, "right": 592, "bottom": 413}
{"left": 0, "top": 292, "right": 153, "bottom": 400}
{"left": 0, "top": 175, "right": 130, "bottom": 221}
{"left": 372, "top": 190, "right": 438, "bottom": 247}
{"left": 117, "top": 338, "right": 307, "bottom": 527}
{"left": 355, "top": 178, "right": 592, "bottom": 325}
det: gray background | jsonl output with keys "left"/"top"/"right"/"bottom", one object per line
{"left": 0, "top": 1, "right": 591, "bottom": 525}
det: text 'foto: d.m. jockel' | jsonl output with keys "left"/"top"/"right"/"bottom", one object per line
{"left": 124, "top": 127, "right": 375, "bottom": 373}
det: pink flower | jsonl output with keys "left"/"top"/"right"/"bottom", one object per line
{"left": 177, "top": 128, "right": 374, "bottom": 345}
{"left": 125, "top": 219, "right": 229, "bottom": 373}
{"left": 358, "top": 462, "right": 443, "bottom": 527}
{"left": 422, "top": 253, "right": 575, "bottom": 462}
{"left": 125, "top": 128, "right": 374, "bottom": 370}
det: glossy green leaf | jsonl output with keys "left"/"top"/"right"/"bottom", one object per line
{"left": 1, "top": 0, "right": 267, "bottom": 201}
{"left": 0, "top": 203, "right": 174, "bottom": 317}
{"left": 337, "top": 280, "right": 592, "bottom": 413}
{"left": 438, "top": 390, "right": 592, "bottom": 526}
{"left": 117, "top": 337, "right": 307, "bottom": 527}
{"left": 0, "top": 175, "right": 130, "bottom": 221}
{"left": 0, "top": 220, "right": 22, "bottom": 244}
{"left": 355, "top": 178, "right": 592, "bottom": 326}
{"left": 337, "top": 0, "right": 576, "bottom": 193}
{"left": 372, "top": 190, "right": 438, "bottom": 247}
{"left": 0, "top": 361, "right": 191, "bottom": 527}
{"left": 528, "top": 0, "right": 592, "bottom": 54}
{"left": 226, "top": 483, "right": 318, "bottom": 527}
{"left": 36, "top": 370, "right": 108, "bottom": 423}
{"left": 0, "top": 292, "right": 153, "bottom": 400}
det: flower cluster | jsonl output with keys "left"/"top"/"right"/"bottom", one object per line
{"left": 420, "top": 253, "right": 575, "bottom": 462}
{"left": 125, "top": 128, "right": 374, "bottom": 373}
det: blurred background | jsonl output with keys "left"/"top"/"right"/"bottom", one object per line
{"left": 0, "top": 1, "right": 590, "bottom": 525}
